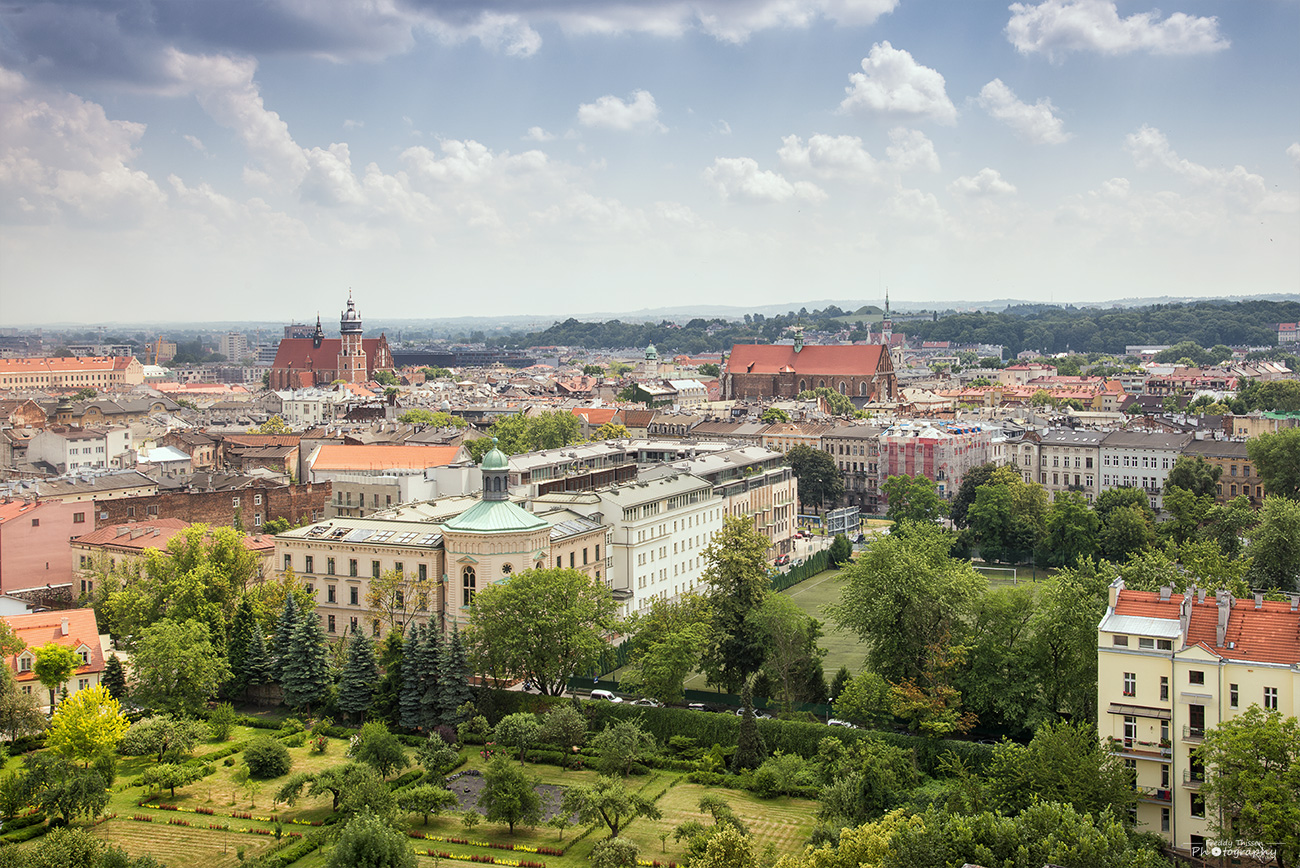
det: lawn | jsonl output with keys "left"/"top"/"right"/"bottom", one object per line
{"left": 778, "top": 567, "right": 865, "bottom": 677}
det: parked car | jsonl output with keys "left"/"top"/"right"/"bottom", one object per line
{"left": 827, "top": 718, "right": 857, "bottom": 728}
{"left": 687, "top": 702, "right": 713, "bottom": 712}
{"left": 590, "top": 689, "right": 623, "bottom": 703}
{"left": 731, "top": 708, "right": 773, "bottom": 720}
{"left": 775, "top": 554, "right": 790, "bottom": 566}
{"left": 631, "top": 697, "right": 663, "bottom": 707}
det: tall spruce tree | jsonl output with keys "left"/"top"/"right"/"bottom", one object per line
{"left": 417, "top": 625, "right": 443, "bottom": 730}
{"left": 399, "top": 622, "right": 426, "bottom": 731}
{"left": 437, "top": 624, "right": 473, "bottom": 727}
{"left": 102, "top": 654, "right": 127, "bottom": 701}
{"left": 337, "top": 629, "right": 378, "bottom": 722}
{"left": 281, "top": 612, "right": 329, "bottom": 711}
{"left": 244, "top": 623, "right": 276, "bottom": 690}
{"left": 373, "top": 629, "right": 405, "bottom": 726}
{"left": 226, "top": 596, "right": 256, "bottom": 694}
{"left": 273, "top": 594, "right": 302, "bottom": 682}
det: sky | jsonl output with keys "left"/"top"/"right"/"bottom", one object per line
{"left": 1, "top": 0, "right": 1298, "bottom": 326}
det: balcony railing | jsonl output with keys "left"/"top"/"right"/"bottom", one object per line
{"left": 1117, "top": 738, "right": 1172, "bottom": 759}
{"left": 1183, "top": 768, "right": 1204, "bottom": 788}
{"left": 1183, "top": 724, "right": 1205, "bottom": 742}
{"left": 1136, "top": 785, "right": 1173, "bottom": 803}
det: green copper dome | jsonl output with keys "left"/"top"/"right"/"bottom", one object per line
{"left": 481, "top": 438, "right": 509, "bottom": 470}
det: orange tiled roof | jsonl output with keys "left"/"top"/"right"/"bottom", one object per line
{"left": 572, "top": 407, "right": 617, "bottom": 425}
{"left": 72, "top": 518, "right": 277, "bottom": 553}
{"left": 726, "top": 343, "right": 888, "bottom": 377}
{"left": 1114, "top": 589, "right": 1300, "bottom": 665}
{"left": 3, "top": 609, "right": 106, "bottom": 681}
{"left": 0, "top": 356, "right": 131, "bottom": 374}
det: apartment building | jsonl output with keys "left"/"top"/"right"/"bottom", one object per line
{"left": 822, "top": 425, "right": 882, "bottom": 512}
{"left": 26, "top": 427, "right": 132, "bottom": 474}
{"left": 1099, "top": 431, "right": 1193, "bottom": 511}
{"left": 1035, "top": 429, "right": 1105, "bottom": 502}
{"left": 1181, "top": 439, "right": 1265, "bottom": 506}
{"left": 641, "top": 445, "right": 797, "bottom": 558}
{"left": 877, "top": 421, "right": 996, "bottom": 501}
{"left": 1097, "top": 579, "right": 1300, "bottom": 855}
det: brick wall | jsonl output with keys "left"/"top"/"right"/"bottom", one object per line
{"left": 93, "top": 481, "right": 331, "bottom": 531}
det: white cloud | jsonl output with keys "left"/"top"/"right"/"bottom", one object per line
{"left": 839, "top": 41, "right": 956, "bottom": 124}
{"left": 977, "top": 79, "right": 1070, "bottom": 145}
{"left": 883, "top": 187, "right": 948, "bottom": 229}
{"left": 885, "top": 128, "right": 940, "bottom": 173}
{"left": 577, "top": 90, "right": 666, "bottom": 132}
{"left": 524, "top": 126, "right": 555, "bottom": 142}
{"left": 1006, "top": 0, "right": 1228, "bottom": 59}
{"left": 1288, "top": 143, "right": 1300, "bottom": 169}
{"left": 343, "top": 119, "right": 364, "bottom": 130}
{"left": 1125, "top": 125, "right": 1297, "bottom": 212}
{"left": 703, "top": 157, "right": 826, "bottom": 203}
{"left": 949, "top": 168, "right": 1017, "bottom": 197}
{"left": 183, "top": 134, "right": 208, "bottom": 154}
{"left": 426, "top": 11, "right": 543, "bottom": 57}
{"left": 778, "top": 134, "right": 878, "bottom": 181}
{"left": 714, "top": 119, "right": 732, "bottom": 136}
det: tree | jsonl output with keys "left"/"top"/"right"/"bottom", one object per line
{"left": 352, "top": 721, "right": 410, "bottom": 778}
{"left": 1094, "top": 486, "right": 1153, "bottom": 525}
{"left": 796, "top": 387, "right": 854, "bottom": 416}
{"left": 26, "top": 754, "right": 109, "bottom": 824}
{"left": 784, "top": 445, "right": 843, "bottom": 511}
{"left": 398, "top": 409, "right": 467, "bottom": 428}
{"left": 209, "top": 702, "right": 238, "bottom": 741}
{"left": 1026, "top": 566, "right": 1109, "bottom": 724}
{"left": 416, "top": 732, "right": 459, "bottom": 773}
{"left": 985, "top": 721, "right": 1135, "bottom": 819}
{"left": 1099, "top": 503, "right": 1156, "bottom": 563}
{"left": 1247, "top": 427, "right": 1300, "bottom": 499}
{"left": 887, "top": 640, "right": 977, "bottom": 737}
{"left": 592, "top": 422, "right": 631, "bottom": 441}
{"left": 582, "top": 364, "right": 605, "bottom": 376}
{"left": 538, "top": 704, "right": 587, "bottom": 751}
{"left": 699, "top": 516, "right": 772, "bottom": 693}
{"left": 479, "top": 756, "right": 543, "bottom": 834}
{"left": 367, "top": 567, "right": 434, "bottom": 637}
{"left": 399, "top": 622, "right": 429, "bottom": 730}
{"left": 826, "top": 533, "right": 852, "bottom": 567}
{"left": 692, "top": 827, "right": 756, "bottom": 868}
{"left": 101, "top": 653, "right": 127, "bottom": 701}
{"left": 759, "top": 407, "right": 789, "bottom": 424}
{"left": 281, "top": 609, "right": 330, "bottom": 711}
{"left": 620, "top": 594, "right": 709, "bottom": 705}
{"left": 399, "top": 784, "right": 459, "bottom": 825}
{"left": 33, "top": 643, "right": 78, "bottom": 711}
{"left": 966, "top": 468, "right": 1047, "bottom": 564}
{"left": 833, "top": 671, "right": 893, "bottom": 729}
{"left": 591, "top": 719, "right": 657, "bottom": 777}
{"left": 131, "top": 619, "right": 230, "bottom": 716}
{"left": 0, "top": 665, "right": 44, "bottom": 742}
{"left": 244, "top": 623, "right": 276, "bottom": 691}
{"left": 829, "top": 524, "right": 985, "bottom": 683}
{"left": 337, "top": 628, "right": 379, "bottom": 722}
{"left": 815, "top": 737, "right": 918, "bottom": 827}
{"left": 141, "top": 763, "right": 202, "bottom": 798}
{"left": 46, "top": 684, "right": 128, "bottom": 767}
{"left": 1250, "top": 495, "right": 1300, "bottom": 591}
{"left": 1207, "top": 494, "right": 1257, "bottom": 560}
{"left": 1043, "top": 490, "right": 1100, "bottom": 568}
{"left": 950, "top": 584, "right": 1038, "bottom": 735}
{"left": 560, "top": 775, "right": 662, "bottom": 838}
{"left": 1199, "top": 706, "right": 1300, "bottom": 868}
{"left": 1166, "top": 455, "right": 1222, "bottom": 497}
{"left": 436, "top": 624, "right": 473, "bottom": 726}
{"left": 327, "top": 810, "right": 418, "bottom": 868}
{"left": 243, "top": 736, "right": 292, "bottom": 778}
{"left": 698, "top": 363, "right": 721, "bottom": 378}
{"left": 250, "top": 415, "right": 291, "bottom": 434}
{"left": 591, "top": 837, "right": 640, "bottom": 868}
{"left": 468, "top": 567, "right": 619, "bottom": 696}
{"left": 881, "top": 475, "right": 947, "bottom": 527}
{"left": 273, "top": 594, "right": 303, "bottom": 681}
{"left": 731, "top": 683, "right": 766, "bottom": 771}
{"left": 496, "top": 712, "right": 541, "bottom": 764}
{"left": 120, "top": 715, "right": 208, "bottom": 763}
{"left": 828, "top": 665, "right": 852, "bottom": 703}
{"left": 747, "top": 594, "right": 826, "bottom": 710}
{"left": 372, "top": 628, "right": 404, "bottom": 726}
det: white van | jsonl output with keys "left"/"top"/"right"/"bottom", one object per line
{"left": 590, "top": 689, "right": 623, "bottom": 703}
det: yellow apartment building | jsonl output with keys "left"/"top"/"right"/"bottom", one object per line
{"left": 1097, "top": 579, "right": 1300, "bottom": 857}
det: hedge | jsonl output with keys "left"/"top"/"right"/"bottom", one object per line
{"left": 0, "top": 823, "right": 47, "bottom": 843}
{"left": 0, "top": 813, "right": 45, "bottom": 832}
{"left": 246, "top": 829, "right": 325, "bottom": 868}
{"left": 769, "top": 549, "right": 830, "bottom": 592}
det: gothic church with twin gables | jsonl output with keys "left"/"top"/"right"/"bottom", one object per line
{"left": 723, "top": 329, "right": 897, "bottom": 402}
{"left": 268, "top": 294, "right": 394, "bottom": 390}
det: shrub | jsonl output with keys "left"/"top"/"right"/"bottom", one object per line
{"left": 243, "top": 737, "right": 292, "bottom": 779}
{"left": 282, "top": 733, "right": 306, "bottom": 748}
{"left": 223, "top": 758, "right": 236, "bottom": 767}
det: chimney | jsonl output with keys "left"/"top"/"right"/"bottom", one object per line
{"left": 1197, "top": 588, "right": 1206, "bottom": 605}
{"left": 1254, "top": 592, "right": 1264, "bottom": 610}
{"left": 60, "top": 618, "right": 68, "bottom": 636}
{"left": 1159, "top": 585, "right": 1172, "bottom": 602}
{"left": 1216, "top": 589, "right": 1233, "bottom": 647}
{"left": 1290, "top": 595, "right": 1298, "bottom": 612}
{"left": 1107, "top": 577, "right": 1125, "bottom": 609}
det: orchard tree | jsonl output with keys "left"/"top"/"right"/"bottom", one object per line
{"left": 468, "top": 567, "right": 619, "bottom": 696}
{"left": 591, "top": 719, "right": 657, "bottom": 777}
{"left": 699, "top": 516, "right": 772, "bottom": 693}
{"left": 352, "top": 721, "right": 410, "bottom": 779}
{"left": 399, "top": 784, "right": 458, "bottom": 825}
{"left": 46, "top": 684, "right": 129, "bottom": 767}
{"left": 561, "top": 775, "right": 662, "bottom": 838}
{"left": 495, "top": 713, "right": 541, "bottom": 764}
{"left": 327, "top": 810, "right": 418, "bottom": 868}
{"left": 479, "top": 756, "right": 543, "bottom": 834}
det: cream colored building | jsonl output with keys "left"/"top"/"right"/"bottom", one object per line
{"left": 1097, "top": 579, "right": 1300, "bottom": 857}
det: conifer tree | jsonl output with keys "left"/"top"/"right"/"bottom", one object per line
{"left": 102, "top": 653, "right": 127, "bottom": 701}
{"left": 337, "top": 629, "right": 378, "bottom": 722}
{"left": 399, "top": 622, "right": 426, "bottom": 731}
{"left": 437, "top": 624, "right": 473, "bottom": 727}
{"left": 226, "top": 596, "right": 256, "bottom": 694}
{"left": 418, "top": 625, "right": 443, "bottom": 730}
{"left": 373, "top": 629, "right": 405, "bottom": 726}
{"left": 244, "top": 623, "right": 276, "bottom": 690}
{"left": 273, "top": 594, "right": 302, "bottom": 682}
{"left": 281, "top": 612, "right": 329, "bottom": 711}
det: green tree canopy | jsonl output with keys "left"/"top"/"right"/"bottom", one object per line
{"left": 1249, "top": 495, "right": 1300, "bottom": 591}
{"left": 620, "top": 595, "right": 710, "bottom": 705}
{"left": 560, "top": 775, "right": 662, "bottom": 838}
{"left": 699, "top": 516, "right": 773, "bottom": 693}
{"left": 468, "top": 567, "right": 619, "bottom": 696}
{"left": 784, "top": 445, "right": 844, "bottom": 512}
{"left": 881, "top": 474, "right": 947, "bottom": 527}
{"left": 131, "top": 619, "right": 231, "bottom": 716}
{"left": 479, "top": 756, "right": 543, "bottom": 834}
{"left": 1248, "top": 426, "right": 1300, "bottom": 500}
{"left": 327, "top": 810, "right": 418, "bottom": 868}
{"left": 1043, "top": 490, "right": 1100, "bottom": 568}
{"left": 46, "top": 684, "right": 128, "bottom": 767}
{"left": 1165, "top": 455, "right": 1222, "bottom": 497}
{"left": 32, "top": 643, "right": 79, "bottom": 710}
{"left": 398, "top": 408, "right": 468, "bottom": 428}
{"left": 759, "top": 406, "right": 790, "bottom": 424}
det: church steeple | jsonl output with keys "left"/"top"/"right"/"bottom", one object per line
{"left": 881, "top": 288, "right": 893, "bottom": 344}
{"left": 312, "top": 314, "right": 323, "bottom": 349}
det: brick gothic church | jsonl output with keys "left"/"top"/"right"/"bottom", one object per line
{"left": 722, "top": 328, "right": 897, "bottom": 402}
{"left": 268, "top": 293, "right": 394, "bottom": 390}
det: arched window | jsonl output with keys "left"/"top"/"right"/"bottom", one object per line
{"left": 838, "top": 381, "right": 846, "bottom": 395}
{"left": 860, "top": 381, "right": 868, "bottom": 396}
{"left": 799, "top": 379, "right": 806, "bottom": 392}
{"left": 462, "top": 566, "right": 476, "bottom": 606}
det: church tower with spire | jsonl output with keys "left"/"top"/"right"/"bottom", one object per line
{"left": 338, "top": 292, "right": 367, "bottom": 384}
{"left": 881, "top": 289, "right": 893, "bottom": 345}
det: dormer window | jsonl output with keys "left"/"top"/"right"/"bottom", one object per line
{"left": 17, "top": 653, "right": 32, "bottom": 672}
{"left": 77, "top": 646, "right": 91, "bottom": 666}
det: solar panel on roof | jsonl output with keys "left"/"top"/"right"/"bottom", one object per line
{"left": 345, "top": 528, "right": 374, "bottom": 542}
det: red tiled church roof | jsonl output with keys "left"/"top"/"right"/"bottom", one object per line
{"left": 270, "top": 338, "right": 387, "bottom": 374}
{"left": 726, "top": 344, "right": 887, "bottom": 377}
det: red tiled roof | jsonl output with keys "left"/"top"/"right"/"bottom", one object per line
{"left": 1115, "top": 589, "right": 1300, "bottom": 665}
{"left": 572, "top": 407, "right": 617, "bottom": 425}
{"left": 223, "top": 435, "right": 301, "bottom": 447}
{"left": 4, "top": 609, "right": 105, "bottom": 681}
{"left": 726, "top": 343, "right": 887, "bottom": 377}
{"left": 311, "top": 444, "right": 462, "bottom": 472}
{"left": 71, "top": 518, "right": 276, "bottom": 553}
{"left": 271, "top": 338, "right": 386, "bottom": 373}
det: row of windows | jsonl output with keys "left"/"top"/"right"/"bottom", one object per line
{"left": 1118, "top": 665, "right": 1279, "bottom": 711}
{"left": 1104, "top": 454, "right": 1172, "bottom": 469}
{"left": 284, "top": 554, "right": 429, "bottom": 582}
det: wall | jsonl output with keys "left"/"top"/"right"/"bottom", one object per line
{"left": 94, "top": 481, "right": 331, "bottom": 530}
{"left": 0, "top": 499, "right": 79, "bottom": 593}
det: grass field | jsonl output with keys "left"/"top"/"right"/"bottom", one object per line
{"left": 778, "top": 568, "right": 866, "bottom": 678}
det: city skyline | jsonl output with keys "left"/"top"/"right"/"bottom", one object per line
{"left": 1, "top": 0, "right": 1297, "bottom": 324}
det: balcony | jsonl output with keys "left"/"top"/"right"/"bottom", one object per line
{"left": 1136, "top": 785, "right": 1173, "bottom": 803}
{"left": 1114, "top": 738, "right": 1172, "bottom": 760}
{"left": 1183, "top": 768, "right": 1204, "bottom": 788}
{"left": 1182, "top": 724, "right": 1205, "bottom": 742}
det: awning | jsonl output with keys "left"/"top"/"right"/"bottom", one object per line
{"left": 1108, "top": 702, "right": 1171, "bottom": 720}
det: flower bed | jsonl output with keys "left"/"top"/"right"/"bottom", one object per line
{"left": 424, "top": 851, "right": 545, "bottom": 867}
{"left": 409, "top": 831, "right": 563, "bottom": 855}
